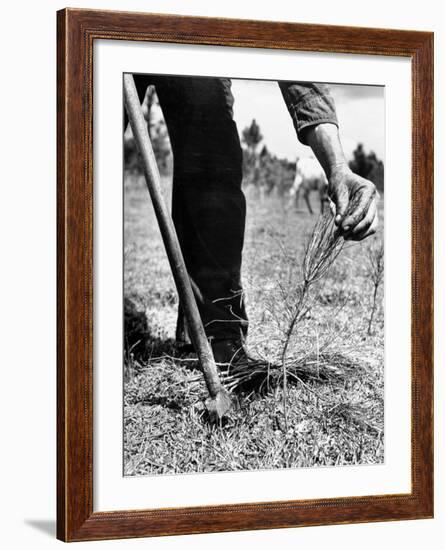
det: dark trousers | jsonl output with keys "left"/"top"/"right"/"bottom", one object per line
{"left": 131, "top": 75, "right": 248, "bottom": 342}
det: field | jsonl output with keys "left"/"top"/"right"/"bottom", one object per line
{"left": 123, "top": 172, "right": 384, "bottom": 476}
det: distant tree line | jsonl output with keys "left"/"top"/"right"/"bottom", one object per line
{"left": 125, "top": 110, "right": 384, "bottom": 197}
{"left": 241, "top": 119, "right": 295, "bottom": 197}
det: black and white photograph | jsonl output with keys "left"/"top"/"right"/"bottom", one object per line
{"left": 1, "top": 0, "right": 439, "bottom": 546}
{"left": 123, "top": 74, "right": 384, "bottom": 476}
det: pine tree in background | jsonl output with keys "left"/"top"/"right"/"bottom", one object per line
{"left": 242, "top": 118, "right": 263, "bottom": 154}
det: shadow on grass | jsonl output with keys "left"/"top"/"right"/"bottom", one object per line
{"left": 124, "top": 297, "right": 178, "bottom": 360}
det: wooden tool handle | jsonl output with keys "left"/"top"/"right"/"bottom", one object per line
{"left": 123, "top": 73, "right": 223, "bottom": 399}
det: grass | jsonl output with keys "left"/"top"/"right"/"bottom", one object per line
{"left": 123, "top": 173, "right": 384, "bottom": 476}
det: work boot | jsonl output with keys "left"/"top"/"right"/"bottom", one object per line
{"left": 211, "top": 338, "right": 248, "bottom": 368}
{"left": 211, "top": 338, "right": 265, "bottom": 394}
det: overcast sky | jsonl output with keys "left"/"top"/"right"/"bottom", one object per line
{"left": 230, "top": 79, "right": 385, "bottom": 163}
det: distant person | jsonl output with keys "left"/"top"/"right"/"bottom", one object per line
{"left": 291, "top": 156, "right": 329, "bottom": 214}
{"left": 128, "top": 75, "right": 378, "bottom": 365}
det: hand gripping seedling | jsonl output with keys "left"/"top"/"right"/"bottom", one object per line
{"left": 123, "top": 74, "right": 232, "bottom": 422}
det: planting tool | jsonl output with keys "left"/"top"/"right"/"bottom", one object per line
{"left": 123, "top": 73, "right": 232, "bottom": 421}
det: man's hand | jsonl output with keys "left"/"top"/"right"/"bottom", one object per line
{"left": 328, "top": 165, "right": 378, "bottom": 241}
{"left": 304, "top": 123, "right": 378, "bottom": 241}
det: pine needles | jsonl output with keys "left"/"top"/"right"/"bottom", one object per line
{"left": 366, "top": 241, "right": 384, "bottom": 335}
{"left": 220, "top": 211, "right": 346, "bottom": 428}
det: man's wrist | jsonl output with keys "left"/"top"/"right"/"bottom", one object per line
{"left": 305, "top": 123, "right": 350, "bottom": 180}
{"left": 328, "top": 162, "right": 352, "bottom": 180}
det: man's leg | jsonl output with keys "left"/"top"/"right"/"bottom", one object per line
{"left": 148, "top": 76, "right": 248, "bottom": 355}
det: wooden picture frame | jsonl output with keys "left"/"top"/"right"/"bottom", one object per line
{"left": 57, "top": 7, "right": 434, "bottom": 542}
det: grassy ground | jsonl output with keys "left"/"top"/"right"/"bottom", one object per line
{"left": 123, "top": 172, "right": 384, "bottom": 476}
